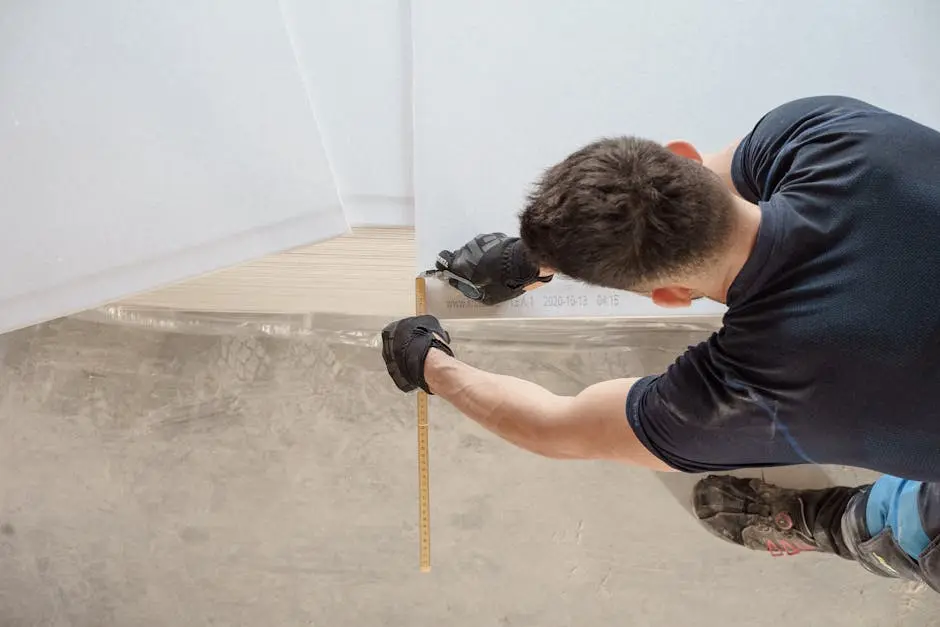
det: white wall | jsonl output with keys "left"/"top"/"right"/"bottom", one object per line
{"left": 0, "top": 1, "right": 347, "bottom": 334}
{"left": 281, "top": 0, "right": 415, "bottom": 227}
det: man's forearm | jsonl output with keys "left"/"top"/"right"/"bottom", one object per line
{"left": 423, "top": 349, "right": 665, "bottom": 467}
{"left": 424, "top": 349, "right": 576, "bottom": 458}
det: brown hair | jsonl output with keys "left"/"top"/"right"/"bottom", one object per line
{"left": 519, "top": 137, "right": 734, "bottom": 291}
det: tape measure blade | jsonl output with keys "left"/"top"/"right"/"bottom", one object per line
{"left": 415, "top": 276, "right": 431, "bottom": 571}
{"left": 417, "top": 391, "right": 430, "bottom": 570}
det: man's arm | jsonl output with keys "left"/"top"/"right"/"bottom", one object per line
{"left": 383, "top": 314, "right": 781, "bottom": 473}
{"left": 424, "top": 349, "right": 674, "bottom": 469}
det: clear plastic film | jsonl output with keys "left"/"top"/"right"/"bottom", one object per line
{"left": 77, "top": 304, "right": 723, "bottom": 379}
{"left": 1, "top": 304, "right": 898, "bottom": 623}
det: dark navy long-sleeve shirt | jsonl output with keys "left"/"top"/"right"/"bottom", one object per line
{"left": 627, "top": 96, "right": 940, "bottom": 481}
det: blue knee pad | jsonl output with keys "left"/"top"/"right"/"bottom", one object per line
{"left": 842, "top": 477, "right": 940, "bottom": 590}
{"left": 865, "top": 476, "right": 931, "bottom": 559}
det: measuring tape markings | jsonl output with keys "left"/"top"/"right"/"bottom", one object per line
{"left": 415, "top": 276, "right": 432, "bottom": 572}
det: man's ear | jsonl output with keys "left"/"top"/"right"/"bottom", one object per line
{"left": 651, "top": 286, "right": 693, "bottom": 308}
{"left": 665, "top": 140, "right": 703, "bottom": 164}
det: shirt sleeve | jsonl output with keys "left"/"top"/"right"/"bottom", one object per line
{"left": 731, "top": 95, "right": 886, "bottom": 203}
{"left": 625, "top": 336, "right": 805, "bottom": 473}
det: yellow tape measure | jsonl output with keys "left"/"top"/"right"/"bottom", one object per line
{"left": 415, "top": 276, "right": 431, "bottom": 572}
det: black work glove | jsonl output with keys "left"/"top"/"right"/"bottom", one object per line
{"left": 381, "top": 315, "right": 454, "bottom": 394}
{"left": 435, "top": 233, "right": 553, "bottom": 305}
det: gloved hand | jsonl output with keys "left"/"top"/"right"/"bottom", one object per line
{"left": 435, "top": 233, "right": 552, "bottom": 305}
{"left": 381, "top": 315, "right": 454, "bottom": 394}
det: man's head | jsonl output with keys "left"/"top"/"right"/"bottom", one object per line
{"left": 518, "top": 137, "right": 736, "bottom": 307}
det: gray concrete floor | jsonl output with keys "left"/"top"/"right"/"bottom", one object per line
{"left": 0, "top": 316, "right": 936, "bottom": 626}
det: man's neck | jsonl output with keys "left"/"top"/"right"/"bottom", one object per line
{"left": 703, "top": 196, "right": 762, "bottom": 304}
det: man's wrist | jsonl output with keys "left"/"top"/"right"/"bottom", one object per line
{"left": 423, "top": 347, "right": 453, "bottom": 395}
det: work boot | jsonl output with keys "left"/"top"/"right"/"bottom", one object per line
{"left": 693, "top": 475, "right": 864, "bottom": 558}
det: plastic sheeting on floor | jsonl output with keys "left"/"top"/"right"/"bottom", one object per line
{"left": 0, "top": 308, "right": 924, "bottom": 626}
